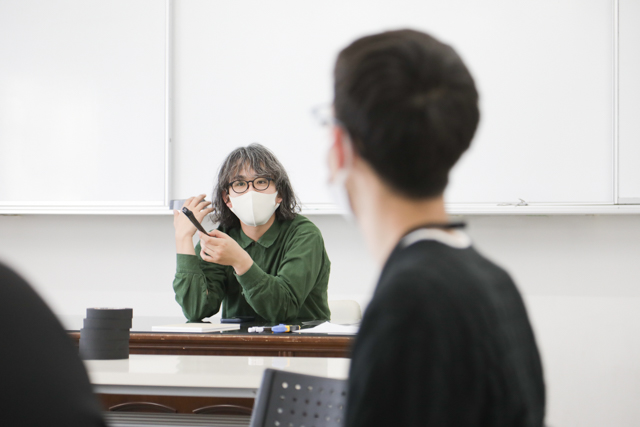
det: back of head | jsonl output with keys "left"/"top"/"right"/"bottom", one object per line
{"left": 333, "top": 29, "right": 480, "bottom": 199}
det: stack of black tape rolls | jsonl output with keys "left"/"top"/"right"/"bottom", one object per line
{"left": 79, "top": 308, "right": 133, "bottom": 360}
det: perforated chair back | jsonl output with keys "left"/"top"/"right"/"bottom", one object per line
{"left": 250, "top": 368, "right": 348, "bottom": 427}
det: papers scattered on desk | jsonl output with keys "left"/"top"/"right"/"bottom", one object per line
{"left": 151, "top": 323, "right": 240, "bottom": 333}
{"left": 297, "top": 322, "right": 359, "bottom": 335}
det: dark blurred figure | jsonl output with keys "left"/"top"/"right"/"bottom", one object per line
{"left": 0, "top": 262, "right": 106, "bottom": 426}
{"left": 327, "top": 29, "right": 545, "bottom": 427}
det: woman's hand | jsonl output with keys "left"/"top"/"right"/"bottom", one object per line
{"left": 174, "top": 194, "right": 214, "bottom": 254}
{"left": 200, "top": 230, "right": 254, "bottom": 275}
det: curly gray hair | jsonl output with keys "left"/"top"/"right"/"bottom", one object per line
{"left": 211, "top": 143, "right": 300, "bottom": 229}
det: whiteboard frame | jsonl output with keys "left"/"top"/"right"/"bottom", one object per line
{"left": 613, "top": 0, "right": 620, "bottom": 204}
{"left": 616, "top": 0, "right": 640, "bottom": 205}
{"left": 4, "top": 203, "right": 640, "bottom": 216}
{"left": 164, "top": 0, "right": 172, "bottom": 211}
{"left": 0, "top": 0, "right": 172, "bottom": 215}
{"left": 300, "top": 204, "right": 640, "bottom": 215}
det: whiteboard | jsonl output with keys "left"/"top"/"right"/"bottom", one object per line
{"left": 0, "top": 0, "right": 167, "bottom": 210}
{"left": 173, "top": 0, "right": 614, "bottom": 207}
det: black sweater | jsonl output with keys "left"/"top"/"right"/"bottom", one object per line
{"left": 346, "top": 239, "right": 545, "bottom": 427}
{"left": 0, "top": 263, "right": 106, "bottom": 427}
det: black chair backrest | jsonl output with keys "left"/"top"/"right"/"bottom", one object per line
{"left": 250, "top": 368, "right": 348, "bottom": 427}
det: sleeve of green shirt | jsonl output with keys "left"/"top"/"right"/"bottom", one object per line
{"left": 173, "top": 249, "right": 227, "bottom": 322}
{"left": 236, "top": 226, "right": 325, "bottom": 323}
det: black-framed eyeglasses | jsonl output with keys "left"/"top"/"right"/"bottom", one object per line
{"left": 311, "top": 104, "right": 343, "bottom": 128}
{"left": 311, "top": 103, "right": 359, "bottom": 151}
{"left": 228, "top": 177, "right": 273, "bottom": 194}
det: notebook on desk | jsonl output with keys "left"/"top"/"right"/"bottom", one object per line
{"left": 296, "top": 321, "right": 359, "bottom": 335}
{"left": 151, "top": 323, "right": 241, "bottom": 333}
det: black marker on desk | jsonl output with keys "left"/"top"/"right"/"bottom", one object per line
{"left": 247, "top": 325, "right": 301, "bottom": 333}
{"left": 181, "top": 207, "right": 209, "bottom": 235}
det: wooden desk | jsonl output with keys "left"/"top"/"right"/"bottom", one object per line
{"left": 69, "top": 330, "right": 353, "bottom": 358}
{"left": 65, "top": 316, "right": 355, "bottom": 358}
{"left": 86, "top": 354, "right": 350, "bottom": 414}
{"left": 64, "top": 316, "right": 355, "bottom": 414}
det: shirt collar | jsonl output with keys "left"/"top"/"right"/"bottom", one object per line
{"left": 400, "top": 228, "right": 472, "bottom": 250}
{"left": 236, "top": 228, "right": 254, "bottom": 249}
{"left": 237, "top": 218, "right": 283, "bottom": 249}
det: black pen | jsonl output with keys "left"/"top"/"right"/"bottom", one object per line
{"left": 181, "top": 207, "right": 209, "bottom": 235}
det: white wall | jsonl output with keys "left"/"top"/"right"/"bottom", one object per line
{"left": 1, "top": 214, "right": 640, "bottom": 426}
{"left": 0, "top": 214, "right": 378, "bottom": 317}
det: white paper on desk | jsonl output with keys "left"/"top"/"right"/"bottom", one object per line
{"left": 297, "top": 322, "right": 359, "bottom": 335}
{"left": 151, "top": 323, "right": 240, "bottom": 333}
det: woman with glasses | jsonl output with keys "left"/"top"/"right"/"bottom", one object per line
{"left": 172, "top": 143, "right": 331, "bottom": 323}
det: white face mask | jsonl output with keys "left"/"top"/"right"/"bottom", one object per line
{"left": 328, "top": 168, "right": 354, "bottom": 220}
{"left": 328, "top": 136, "right": 355, "bottom": 220}
{"left": 229, "top": 191, "right": 280, "bottom": 227}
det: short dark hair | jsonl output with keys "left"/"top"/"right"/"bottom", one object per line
{"left": 334, "top": 29, "right": 480, "bottom": 199}
{"left": 211, "top": 143, "right": 300, "bottom": 229}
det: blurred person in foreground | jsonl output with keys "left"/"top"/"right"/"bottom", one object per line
{"left": 0, "top": 262, "right": 106, "bottom": 426}
{"left": 325, "top": 29, "right": 545, "bottom": 427}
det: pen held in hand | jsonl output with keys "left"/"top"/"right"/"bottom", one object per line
{"left": 181, "top": 207, "right": 209, "bottom": 235}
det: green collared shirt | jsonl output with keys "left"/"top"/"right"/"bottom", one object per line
{"left": 173, "top": 214, "right": 331, "bottom": 323}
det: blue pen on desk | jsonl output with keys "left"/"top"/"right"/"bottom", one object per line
{"left": 272, "top": 324, "right": 301, "bottom": 333}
